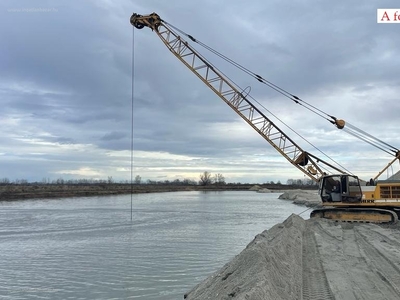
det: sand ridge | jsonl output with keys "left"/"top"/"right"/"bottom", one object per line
{"left": 184, "top": 192, "right": 400, "bottom": 300}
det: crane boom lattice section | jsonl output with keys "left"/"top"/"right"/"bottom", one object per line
{"left": 130, "top": 13, "right": 347, "bottom": 181}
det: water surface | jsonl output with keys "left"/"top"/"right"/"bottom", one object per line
{"left": 0, "top": 191, "right": 308, "bottom": 299}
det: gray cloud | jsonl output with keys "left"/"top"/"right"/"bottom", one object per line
{"left": 1, "top": 0, "right": 399, "bottom": 183}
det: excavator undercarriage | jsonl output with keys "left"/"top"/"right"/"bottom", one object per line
{"left": 313, "top": 174, "right": 400, "bottom": 224}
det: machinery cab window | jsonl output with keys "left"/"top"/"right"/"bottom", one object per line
{"left": 320, "top": 175, "right": 362, "bottom": 203}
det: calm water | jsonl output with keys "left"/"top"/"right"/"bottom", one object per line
{"left": 0, "top": 191, "right": 308, "bottom": 300}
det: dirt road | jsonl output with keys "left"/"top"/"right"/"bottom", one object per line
{"left": 184, "top": 215, "right": 400, "bottom": 300}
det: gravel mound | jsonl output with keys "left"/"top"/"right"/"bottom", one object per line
{"left": 184, "top": 214, "right": 305, "bottom": 300}
{"left": 185, "top": 215, "right": 400, "bottom": 300}
{"left": 278, "top": 189, "right": 321, "bottom": 207}
{"left": 249, "top": 185, "right": 262, "bottom": 191}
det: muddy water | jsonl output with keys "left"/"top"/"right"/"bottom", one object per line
{"left": 0, "top": 191, "right": 307, "bottom": 299}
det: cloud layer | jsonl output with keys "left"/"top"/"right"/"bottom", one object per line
{"left": 1, "top": 0, "right": 399, "bottom": 183}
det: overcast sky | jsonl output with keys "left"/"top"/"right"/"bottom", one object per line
{"left": 1, "top": 0, "right": 399, "bottom": 184}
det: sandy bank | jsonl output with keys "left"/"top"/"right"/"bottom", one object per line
{"left": 184, "top": 214, "right": 400, "bottom": 300}
{"left": 0, "top": 183, "right": 315, "bottom": 201}
{"left": 278, "top": 189, "right": 321, "bottom": 207}
{"left": 248, "top": 185, "right": 320, "bottom": 207}
{"left": 0, "top": 184, "right": 261, "bottom": 201}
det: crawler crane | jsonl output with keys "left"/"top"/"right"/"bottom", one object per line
{"left": 130, "top": 12, "right": 400, "bottom": 224}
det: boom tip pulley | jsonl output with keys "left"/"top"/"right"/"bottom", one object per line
{"left": 335, "top": 119, "right": 346, "bottom": 129}
{"left": 329, "top": 116, "right": 346, "bottom": 129}
{"left": 130, "top": 12, "right": 162, "bottom": 31}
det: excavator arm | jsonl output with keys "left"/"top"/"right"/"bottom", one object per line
{"left": 130, "top": 12, "right": 347, "bottom": 182}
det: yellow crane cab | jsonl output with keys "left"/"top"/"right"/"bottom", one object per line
{"left": 316, "top": 174, "right": 400, "bottom": 223}
{"left": 319, "top": 174, "right": 362, "bottom": 204}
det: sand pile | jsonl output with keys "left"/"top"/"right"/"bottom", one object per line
{"left": 185, "top": 215, "right": 400, "bottom": 300}
{"left": 249, "top": 185, "right": 271, "bottom": 193}
{"left": 248, "top": 185, "right": 262, "bottom": 191}
{"left": 278, "top": 189, "right": 321, "bottom": 207}
{"left": 184, "top": 214, "right": 305, "bottom": 300}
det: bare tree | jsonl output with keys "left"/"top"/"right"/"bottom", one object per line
{"left": 199, "top": 171, "right": 212, "bottom": 186}
{"left": 0, "top": 177, "right": 10, "bottom": 184}
{"left": 134, "top": 175, "right": 142, "bottom": 184}
{"left": 213, "top": 173, "right": 226, "bottom": 185}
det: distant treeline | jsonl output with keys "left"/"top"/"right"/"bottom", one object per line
{"left": 0, "top": 176, "right": 318, "bottom": 187}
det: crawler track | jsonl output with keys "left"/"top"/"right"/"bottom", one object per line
{"left": 310, "top": 220, "right": 400, "bottom": 300}
{"left": 302, "top": 224, "right": 334, "bottom": 300}
{"left": 310, "top": 208, "right": 398, "bottom": 224}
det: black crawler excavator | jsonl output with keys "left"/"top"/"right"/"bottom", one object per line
{"left": 130, "top": 12, "right": 400, "bottom": 224}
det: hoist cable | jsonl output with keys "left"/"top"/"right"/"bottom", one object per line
{"left": 247, "top": 94, "right": 353, "bottom": 175}
{"left": 343, "top": 128, "right": 394, "bottom": 156}
{"left": 163, "top": 20, "right": 353, "bottom": 173}
{"left": 164, "top": 20, "right": 333, "bottom": 120}
{"left": 346, "top": 123, "right": 398, "bottom": 152}
{"left": 130, "top": 27, "right": 135, "bottom": 221}
{"left": 162, "top": 20, "right": 398, "bottom": 170}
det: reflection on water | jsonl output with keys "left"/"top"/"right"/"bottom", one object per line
{"left": 0, "top": 191, "right": 307, "bottom": 299}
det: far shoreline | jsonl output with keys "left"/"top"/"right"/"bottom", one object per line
{"left": 0, "top": 183, "right": 318, "bottom": 201}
